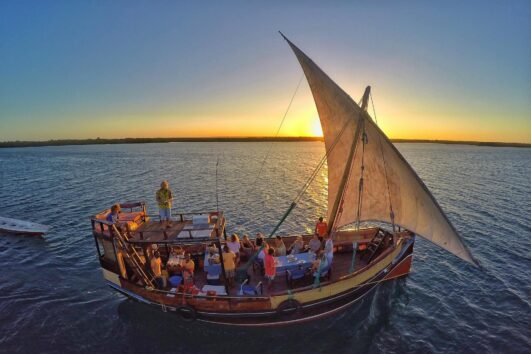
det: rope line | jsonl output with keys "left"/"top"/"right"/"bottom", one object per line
{"left": 370, "top": 93, "right": 378, "bottom": 126}
{"left": 243, "top": 74, "right": 304, "bottom": 207}
{"left": 371, "top": 92, "right": 396, "bottom": 232}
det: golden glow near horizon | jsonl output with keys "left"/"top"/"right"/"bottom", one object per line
{"left": 2, "top": 2, "right": 530, "bottom": 143}
{"left": 1, "top": 60, "right": 529, "bottom": 143}
{"left": 4, "top": 84, "right": 527, "bottom": 143}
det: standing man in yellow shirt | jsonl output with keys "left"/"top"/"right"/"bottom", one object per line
{"left": 156, "top": 180, "right": 173, "bottom": 228}
{"left": 182, "top": 253, "right": 195, "bottom": 286}
{"left": 150, "top": 251, "right": 164, "bottom": 289}
{"left": 222, "top": 245, "right": 236, "bottom": 287}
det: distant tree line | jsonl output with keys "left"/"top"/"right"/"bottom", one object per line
{"left": 0, "top": 137, "right": 529, "bottom": 149}
{"left": 0, "top": 136, "right": 323, "bottom": 148}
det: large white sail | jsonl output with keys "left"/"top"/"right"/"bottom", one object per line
{"left": 283, "top": 35, "right": 478, "bottom": 266}
{"left": 282, "top": 36, "right": 363, "bottom": 228}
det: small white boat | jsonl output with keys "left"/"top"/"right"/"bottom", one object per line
{"left": 0, "top": 216, "right": 50, "bottom": 235}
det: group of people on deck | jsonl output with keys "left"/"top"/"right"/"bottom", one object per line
{"left": 149, "top": 244, "right": 196, "bottom": 289}
{"left": 208, "top": 216, "right": 333, "bottom": 290}
{"left": 128, "top": 216, "right": 334, "bottom": 291}
{"left": 106, "top": 179, "right": 334, "bottom": 291}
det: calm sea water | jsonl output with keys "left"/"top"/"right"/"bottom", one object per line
{"left": 0, "top": 142, "right": 529, "bottom": 353}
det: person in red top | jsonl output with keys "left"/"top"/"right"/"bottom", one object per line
{"left": 264, "top": 248, "right": 276, "bottom": 291}
{"left": 315, "top": 217, "right": 328, "bottom": 243}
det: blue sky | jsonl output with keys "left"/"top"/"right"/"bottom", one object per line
{"left": 1, "top": 1, "right": 530, "bottom": 142}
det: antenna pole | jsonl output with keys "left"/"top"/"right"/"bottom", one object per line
{"left": 215, "top": 156, "right": 220, "bottom": 212}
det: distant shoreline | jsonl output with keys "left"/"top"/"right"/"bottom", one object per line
{"left": 0, "top": 137, "right": 529, "bottom": 149}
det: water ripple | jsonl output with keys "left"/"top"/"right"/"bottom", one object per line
{"left": 0, "top": 142, "right": 529, "bottom": 353}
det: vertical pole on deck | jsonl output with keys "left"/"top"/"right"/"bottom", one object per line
{"left": 216, "top": 240, "right": 230, "bottom": 295}
{"left": 215, "top": 156, "right": 220, "bottom": 212}
{"left": 349, "top": 242, "right": 358, "bottom": 273}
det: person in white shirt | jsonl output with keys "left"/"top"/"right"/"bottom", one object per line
{"left": 324, "top": 234, "right": 334, "bottom": 265}
{"left": 274, "top": 236, "right": 287, "bottom": 256}
{"left": 227, "top": 234, "right": 241, "bottom": 265}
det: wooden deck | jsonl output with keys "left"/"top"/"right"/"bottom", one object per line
{"left": 133, "top": 220, "right": 186, "bottom": 242}
{"left": 160, "top": 246, "right": 372, "bottom": 297}
{"left": 126, "top": 213, "right": 225, "bottom": 244}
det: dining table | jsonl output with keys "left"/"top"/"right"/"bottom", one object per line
{"left": 274, "top": 252, "right": 315, "bottom": 275}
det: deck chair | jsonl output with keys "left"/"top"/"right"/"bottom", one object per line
{"left": 238, "top": 279, "right": 263, "bottom": 296}
{"left": 205, "top": 264, "right": 222, "bottom": 285}
{"left": 286, "top": 267, "right": 310, "bottom": 288}
{"left": 317, "top": 264, "right": 332, "bottom": 281}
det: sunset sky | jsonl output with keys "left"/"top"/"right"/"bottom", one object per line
{"left": 1, "top": 1, "right": 530, "bottom": 143}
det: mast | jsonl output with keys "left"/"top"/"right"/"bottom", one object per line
{"left": 328, "top": 86, "right": 371, "bottom": 234}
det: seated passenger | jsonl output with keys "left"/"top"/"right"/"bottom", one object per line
{"left": 167, "top": 246, "right": 184, "bottom": 274}
{"left": 240, "top": 234, "right": 255, "bottom": 260}
{"left": 274, "top": 236, "right": 287, "bottom": 256}
{"left": 308, "top": 234, "right": 322, "bottom": 254}
{"left": 289, "top": 235, "right": 305, "bottom": 254}
{"left": 256, "top": 232, "right": 265, "bottom": 248}
{"left": 222, "top": 245, "right": 237, "bottom": 287}
{"left": 206, "top": 243, "right": 220, "bottom": 264}
{"left": 242, "top": 234, "right": 255, "bottom": 249}
{"left": 209, "top": 253, "right": 220, "bottom": 265}
{"left": 169, "top": 245, "right": 184, "bottom": 258}
{"left": 206, "top": 242, "right": 217, "bottom": 255}
{"left": 106, "top": 204, "right": 121, "bottom": 224}
{"left": 255, "top": 236, "right": 263, "bottom": 247}
{"left": 264, "top": 248, "right": 276, "bottom": 290}
{"left": 150, "top": 251, "right": 164, "bottom": 289}
{"left": 311, "top": 250, "right": 329, "bottom": 277}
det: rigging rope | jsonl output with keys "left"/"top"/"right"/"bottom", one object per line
{"left": 370, "top": 93, "right": 378, "bottom": 126}
{"left": 370, "top": 92, "right": 396, "bottom": 232}
{"left": 242, "top": 74, "right": 304, "bottom": 207}
{"left": 215, "top": 156, "right": 220, "bottom": 211}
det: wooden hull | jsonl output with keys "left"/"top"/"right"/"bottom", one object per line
{"left": 104, "top": 235, "right": 415, "bottom": 327}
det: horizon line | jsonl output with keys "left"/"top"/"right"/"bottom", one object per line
{"left": 0, "top": 136, "right": 530, "bottom": 149}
